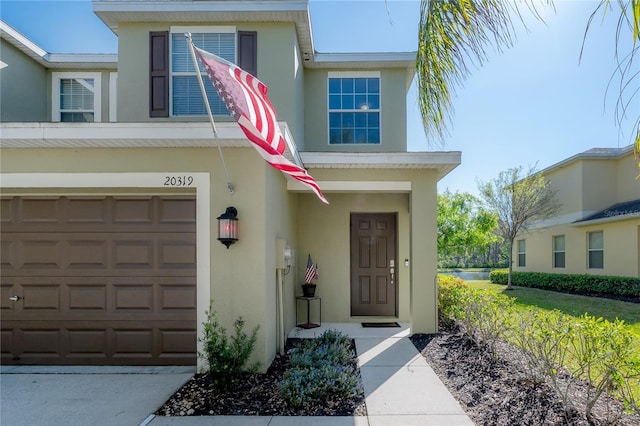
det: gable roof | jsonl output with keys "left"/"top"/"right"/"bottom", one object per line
{"left": 573, "top": 198, "right": 640, "bottom": 226}
{"left": 0, "top": 20, "right": 117, "bottom": 70}
{"left": 93, "top": 0, "right": 415, "bottom": 79}
{"left": 539, "top": 144, "right": 634, "bottom": 177}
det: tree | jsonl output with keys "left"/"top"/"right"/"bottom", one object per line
{"left": 416, "top": 0, "right": 640, "bottom": 170}
{"left": 478, "top": 166, "right": 560, "bottom": 289}
{"left": 437, "top": 190, "right": 499, "bottom": 265}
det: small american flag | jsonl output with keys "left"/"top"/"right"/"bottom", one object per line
{"left": 192, "top": 44, "right": 328, "bottom": 204}
{"left": 304, "top": 254, "right": 318, "bottom": 284}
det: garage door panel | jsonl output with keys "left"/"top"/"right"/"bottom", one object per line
{"left": 23, "top": 284, "right": 60, "bottom": 310}
{"left": 22, "top": 240, "right": 63, "bottom": 269}
{"left": 67, "top": 197, "right": 108, "bottom": 224}
{"left": 68, "top": 240, "right": 108, "bottom": 268}
{"left": 3, "top": 234, "right": 196, "bottom": 277}
{"left": 160, "top": 285, "right": 196, "bottom": 310}
{"left": 0, "top": 195, "right": 196, "bottom": 365}
{"left": 69, "top": 284, "right": 107, "bottom": 311}
{"left": 113, "top": 240, "right": 154, "bottom": 268}
{"left": 20, "top": 198, "right": 60, "bottom": 223}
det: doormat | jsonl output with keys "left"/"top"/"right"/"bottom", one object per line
{"left": 361, "top": 322, "right": 400, "bottom": 328}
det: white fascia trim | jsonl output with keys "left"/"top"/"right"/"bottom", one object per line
{"left": 0, "top": 172, "right": 211, "bottom": 370}
{"left": 287, "top": 180, "right": 411, "bottom": 192}
{"left": 571, "top": 212, "right": 640, "bottom": 227}
{"left": 0, "top": 20, "right": 47, "bottom": 59}
{"left": 47, "top": 53, "right": 118, "bottom": 64}
{"left": 314, "top": 52, "right": 415, "bottom": 64}
{"left": 94, "top": 1, "right": 308, "bottom": 14}
{"left": 300, "top": 151, "right": 462, "bottom": 167}
{"left": 525, "top": 211, "right": 598, "bottom": 230}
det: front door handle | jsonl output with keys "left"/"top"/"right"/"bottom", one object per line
{"left": 9, "top": 296, "right": 21, "bottom": 302}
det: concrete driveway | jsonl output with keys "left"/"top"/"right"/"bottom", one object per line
{"left": 0, "top": 366, "right": 194, "bottom": 426}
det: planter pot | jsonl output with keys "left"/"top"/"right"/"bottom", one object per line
{"left": 301, "top": 284, "right": 316, "bottom": 297}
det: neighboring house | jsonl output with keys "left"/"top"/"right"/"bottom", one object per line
{"left": 514, "top": 145, "right": 639, "bottom": 278}
{"left": 0, "top": 0, "right": 460, "bottom": 369}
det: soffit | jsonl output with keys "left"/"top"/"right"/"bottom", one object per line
{"left": 299, "top": 151, "right": 461, "bottom": 180}
{"left": 0, "top": 121, "right": 298, "bottom": 161}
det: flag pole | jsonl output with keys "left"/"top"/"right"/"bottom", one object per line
{"left": 185, "top": 32, "right": 234, "bottom": 194}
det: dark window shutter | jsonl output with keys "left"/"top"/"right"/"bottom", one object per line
{"left": 149, "top": 31, "right": 169, "bottom": 117}
{"left": 238, "top": 31, "right": 257, "bottom": 77}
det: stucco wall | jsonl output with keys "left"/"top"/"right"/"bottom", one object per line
{"left": 115, "top": 22, "right": 299, "bottom": 126}
{"left": 515, "top": 219, "right": 639, "bottom": 278}
{"left": 303, "top": 68, "right": 408, "bottom": 152}
{"left": 0, "top": 146, "right": 283, "bottom": 370}
{"left": 617, "top": 153, "right": 640, "bottom": 202}
{"left": 294, "top": 167, "right": 439, "bottom": 333}
{"left": 0, "top": 39, "right": 48, "bottom": 122}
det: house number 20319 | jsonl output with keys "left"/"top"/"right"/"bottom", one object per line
{"left": 164, "top": 176, "right": 194, "bottom": 187}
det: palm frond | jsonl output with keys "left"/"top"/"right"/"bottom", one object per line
{"left": 417, "top": 0, "right": 551, "bottom": 144}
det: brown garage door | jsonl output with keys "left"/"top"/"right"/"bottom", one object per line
{"left": 0, "top": 195, "right": 197, "bottom": 365}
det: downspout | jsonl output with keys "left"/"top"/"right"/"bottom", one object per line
{"left": 276, "top": 268, "right": 285, "bottom": 355}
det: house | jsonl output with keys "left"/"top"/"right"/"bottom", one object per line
{"left": 513, "top": 145, "right": 639, "bottom": 278}
{"left": 0, "top": 0, "right": 460, "bottom": 369}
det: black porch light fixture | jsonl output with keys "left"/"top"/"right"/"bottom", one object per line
{"left": 217, "top": 206, "right": 238, "bottom": 249}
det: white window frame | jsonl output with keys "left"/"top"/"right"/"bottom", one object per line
{"left": 327, "top": 71, "right": 382, "bottom": 145}
{"left": 109, "top": 72, "right": 117, "bottom": 123}
{"left": 587, "top": 231, "right": 604, "bottom": 269}
{"left": 169, "top": 26, "right": 236, "bottom": 118}
{"left": 517, "top": 239, "right": 526, "bottom": 267}
{"left": 52, "top": 72, "right": 102, "bottom": 123}
{"left": 553, "top": 235, "right": 565, "bottom": 268}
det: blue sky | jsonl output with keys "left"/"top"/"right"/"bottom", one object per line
{"left": 1, "top": 0, "right": 638, "bottom": 195}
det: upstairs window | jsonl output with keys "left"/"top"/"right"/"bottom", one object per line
{"left": 517, "top": 239, "right": 526, "bottom": 267}
{"left": 170, "top": 27, "right": 235, "bottom": 116}
{"left": 52, "top": 72, "right": 102, "bottom": 122}
{"left": 553, "top": 235, "right": 565, "bottom": 268}
{"left": 328, "top": 72, "right": 380, "bottom": 144}
{"left": 588, "top": 231, "right": 604, "bottom": 269}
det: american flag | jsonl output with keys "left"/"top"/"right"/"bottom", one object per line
{"left": 192, "top": 44, "right": 328, "bottom": 204}
{"left": 304, "top": 254, "right": 317, "bottom": 284}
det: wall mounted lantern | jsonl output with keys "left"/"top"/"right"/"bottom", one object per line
{"left": 217, "top": 206, "right": 238, "bottom": 249}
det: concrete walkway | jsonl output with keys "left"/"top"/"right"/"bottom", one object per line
{"left": 1, "top": 323, "right": 474, "bottom": 426}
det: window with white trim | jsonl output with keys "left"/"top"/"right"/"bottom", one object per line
{"left": 517, "top": 239, "right": 526, "bottom": 267}
{"left": 553, "top": 235, "right": 565, "bottom": 268}
{"left": 328, "top": 72, "right": 380, "bottom": 144}
{"left": 52, "top": 72, "right": 101, "bottom": 122}
{"left": 170, "top": 27, "right": 235, "bottom": 116}
{"left": 588, "top": 231, "right": 604, "bottom": 269}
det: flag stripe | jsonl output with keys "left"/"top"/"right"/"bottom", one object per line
{"left": 193, "top": 44, "right": 328, "bottom": 204}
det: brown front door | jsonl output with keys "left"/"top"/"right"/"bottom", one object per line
{"left": 350, "top": 213, "right": 396, "bottom": 316}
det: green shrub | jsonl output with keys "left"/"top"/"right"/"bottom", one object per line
{"left": 489, "top": 270, "right": 640, "bottom": 299}
{"left": 437, "top": 275, "right": 468, "bottom": 326}
{"left": 198, "top": 301, "right": 260, "bottom": 389}
{"left": 279, "top": 330, "right": 361, "bottom": 408}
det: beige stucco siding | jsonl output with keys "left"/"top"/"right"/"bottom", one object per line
{"left": 303, "top": 69, "right": 408, "bottom": 152}
{"left": 0, "top": 39, "right": 48, "bottom": 122}
{"left": 545, "top": 163, "right": 582, "bottom": 217}
{"left": 115, "top": 22, "right": 299, "bottom": 126}
{"left": 0, "top": 146, "right": 289, "bottom": 370}
{"left": 295, "top": 167, "right": 439, "bottom": 333}
{"left": 581, "top": 160, "right": 618, "bottom": 212}
{"left": 515, "top": 219, "right": 639, "bottom": 278}
{"left": 297, "top": 192, "right": 411, "bottom": 323}
{"left": 617, "top": 154, "right": 640, "bottom": 202}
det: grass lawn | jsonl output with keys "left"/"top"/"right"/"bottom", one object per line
{"left": 466, "top": 280, "right": 640, "bottom": 337}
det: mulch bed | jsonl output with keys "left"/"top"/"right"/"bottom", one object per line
{"left": 410, "top": 328, "right": 640, "bottom": 426}
{"left": 157, "top": 329, "right": 640, "bottom": 425}
{"left": 155, "top": 338, "right": 367, "bottom": 417}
